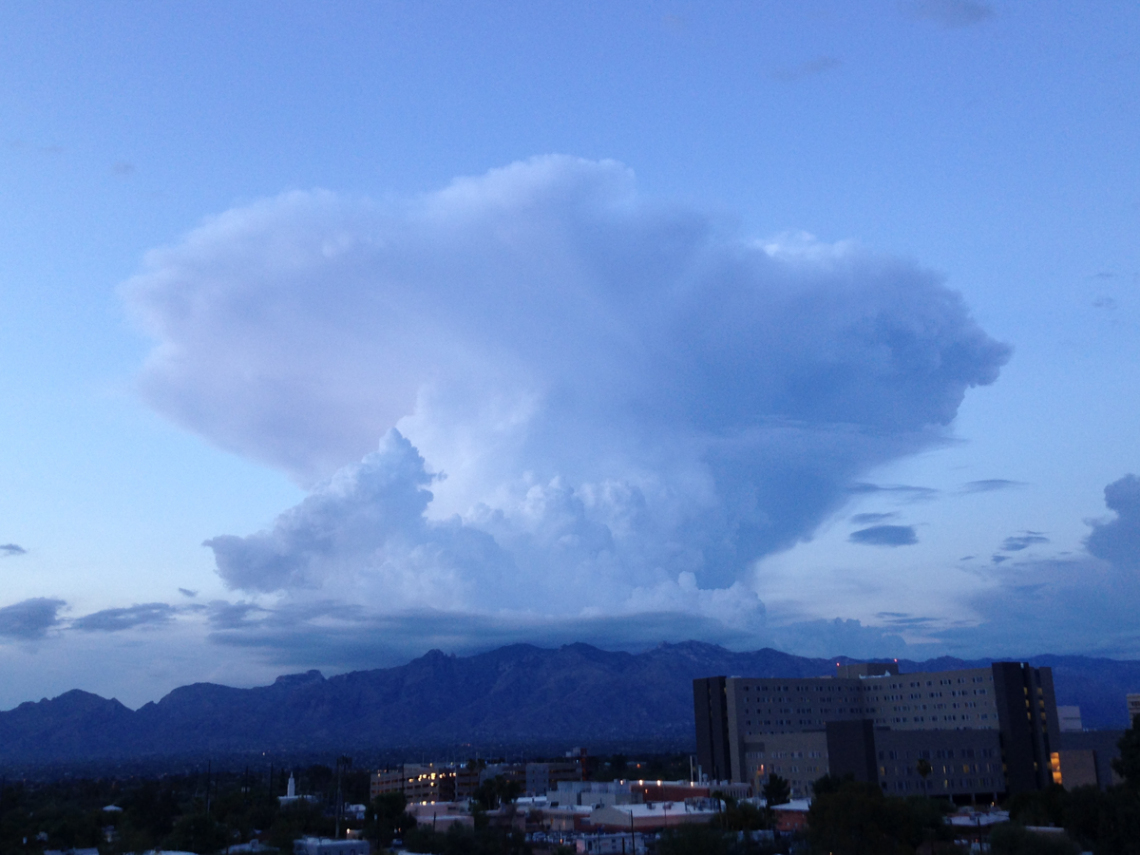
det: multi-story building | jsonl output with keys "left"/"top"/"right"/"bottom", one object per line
{"left": 1127, "top": 693, "right": 1140, "bottom": 724}
{"left": 526, "top": 761, "right": 582, "bottom": 796}
{"left": 371, "top": 764, "right": 456, "bottom": 803}
{"left": 694, "top": 661, "right": 1060, "bottom": 799}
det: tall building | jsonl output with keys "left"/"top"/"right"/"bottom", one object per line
{"left": 694, "top": 661, "right": 1060, "bottom": 799}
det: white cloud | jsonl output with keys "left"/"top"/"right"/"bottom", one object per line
{"left": 124, "top": 156, "right": 1009, "bottom": 650}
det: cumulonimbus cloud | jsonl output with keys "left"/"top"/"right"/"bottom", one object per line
{"left": 1086, "top": 474, "right": 1140, "bottom": 570}
{"left": 123, "top": 155, "right": 1008, "bottom": 626}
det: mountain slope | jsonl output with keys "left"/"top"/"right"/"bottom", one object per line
{"left": 0, "top": 642, "right": 1135, "bottom": 762}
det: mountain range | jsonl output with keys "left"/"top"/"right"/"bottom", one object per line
{"left": 1, "top": 642, "right": 1137, "bottom": 764}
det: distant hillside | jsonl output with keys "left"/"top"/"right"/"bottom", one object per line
{"left": 0, "top": 642, "right": 1136, "bottom": 763}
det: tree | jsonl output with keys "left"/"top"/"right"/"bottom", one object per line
{"left": 988, "top": 823, "right": 1080, "bottom": 855}
{"left": 364, "top": 791, "right": 417, "bottom": 848}
{"left": 807, "top": 779, "right": 950, "bottom": 855}
{"left": 657, "top": 824, "right": 735, "bottom": 855}
{"left": 762, "top": 773, "right": 791, "bottom": 807}
{"left": 164, "top": 806, "right": 229, "bottom": 855}
{"left": 916, "top": 759, "right": 932, "bottom": 781}
{"left": 1008, "top": 783, "right": 1066, "bottom": 828}
{"left": 1060, "top": 784, "right": 1103, "bottom": 851}
{"left": 811, "top": 773, "right": 855, "bottom": 797}
{"left": 1093, "top": 784, "right": 1140, "bottom": 855}
{"left": 265, "top": 799, "right": 331, "bottom": 853}
{"left": 472, "top": 775, "right": 521, "bottom": 811}
{"left": 711, "top": 794, "right": 773, "bottom": 832}
{"left": 1114, "top": 713, "right": 1140, "bottom": 788}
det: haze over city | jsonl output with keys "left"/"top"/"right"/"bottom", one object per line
{"left": 2, "top": 1, "right": 1139, "bottom": 711}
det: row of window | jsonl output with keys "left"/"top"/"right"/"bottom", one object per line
{"left": 880, "top": 747, "right": 995, "bottom": 760}
{"left": 869, "top": 688, "right": 988, "bottom": 701}
{"left": 885, "top": 675, "right": 991, "bottom": 690}
{"left": 882, "top": 777, "right": 996, "bottom": 792}
{"left": 890, "top": 701, "right": 983, "bottom": 712}
{"left": 741, "top": 706, "right": 875, "bottom": 715}
{"left": 881, "top": 713, "right": 989, "bottom": 723}
{"left": 752, "top": 750, "right": 826, "bottom": 760}
{"left": 881, "top": 763, "right": 994, "bottom": 777}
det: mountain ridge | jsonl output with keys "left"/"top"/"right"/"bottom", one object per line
{"left": 1, "top": 641, "right": 1136, "bottom": 763}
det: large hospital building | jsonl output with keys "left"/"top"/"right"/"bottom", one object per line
{"left": 694, "top": 661, "right": 1061, "bottom": 801}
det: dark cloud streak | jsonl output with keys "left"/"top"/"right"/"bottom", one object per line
{"left": 1000, "top": 532, "right": 1049, "bottom": 552}
{"left": 72, "top": 603, "right": 176, "bottom": 632}
{"left": 907, "top": 0, "right": 994, "bottom": 28}
{"left": 849, "top": 525, "right": 918, "bottom": 547}
{"left": 962, "top": 479, "right": 1023, "bottom": 493}
{"left": 850, "top": 512, "right": 898, "bottom": 524}
{"left": 0, "top": 598, "right": 65, "bottom": 640}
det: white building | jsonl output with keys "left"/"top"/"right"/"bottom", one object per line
{"left": 1058, "top": 705, "right": 1083, "bottom": 732}
{"left": 588, "top": 801, "right": 719, "bottom": 832}
{"left": 292, "top": 838, "right": 370, "bottom": 855}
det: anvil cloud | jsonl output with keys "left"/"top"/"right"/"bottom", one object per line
{"left": 123, "top": 156, "right": 1009, "bottom": 629}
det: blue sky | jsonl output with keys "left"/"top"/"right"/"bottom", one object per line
{"left": 1, "top": 0, "right": 1139, "bottom": 709}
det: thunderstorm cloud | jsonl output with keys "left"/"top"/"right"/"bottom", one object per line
{"left": 123, "top": 156, "right": 1008, "bottom": 641}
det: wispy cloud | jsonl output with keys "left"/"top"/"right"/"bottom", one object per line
{"left": 0, "top": 543, "right": 27, "bottom": 557}
{"left": 178, "top": 588, "right": 198, "bottom": 598}
{"left": 849, "top": 524, "right": 918, "bottom": 547}
{"left": 72, "top": 603, "right": 176, "bottom": 632}
{"left": 849, "top": 483, "right": 940, "bottom": 501}
{"left": 0, "top": 598, "right": 66, "bottom": 640}
{"left": 906, "top": 0, "right": 994, "bottom": 28}
{"left": 771, "top": 56, "right": 842, "bottom": 83}
{"left": 1000, "top": 531, "right": 1049, "bottom": 552}
{"left": 875, "top": 611, "right": 938, "bottom": 628}
{"left": 961, "top": 479, "right": 1023, "bottom": 493}
{"left": 850, "top": 512, "right": 898, "bottom": 524}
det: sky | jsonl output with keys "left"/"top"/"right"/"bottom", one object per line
{"left": 1, "top": 0, "right": 1139, "bottom": 709}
